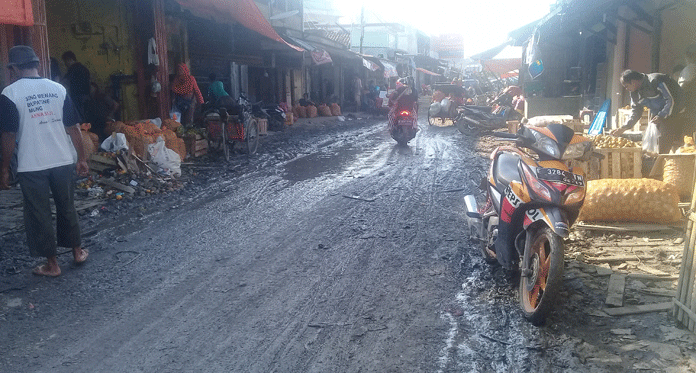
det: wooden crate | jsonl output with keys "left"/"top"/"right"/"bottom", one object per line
{"left": 562, "top": 118, "right": 588, "bottom": 134}
{"left": 507, "top": 120, "right": 520, "bottom": 134}
{"left": 184, "top": 134, "right": 208, "bottom": 157}
{"left": 571, "top": 147, "right": 642, "bottom": 180}
{"left": 617, "top": 108, "right": 649, "bottom": 132}
{"left": 256, "top": 118, "right": 268, "bottom": 135}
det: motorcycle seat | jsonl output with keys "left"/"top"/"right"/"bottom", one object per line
{"left": 493, "top": 152, "right": 521, "bottom": 192}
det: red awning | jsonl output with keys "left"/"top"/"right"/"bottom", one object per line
{"left": 174, "top": 0, "right": 303, "bottom": 52}
{"left": 416, "top": 67, "right": 441, "bottom": 76}
{"left": 1, "top": 0, "right": 34, "bottom": 26}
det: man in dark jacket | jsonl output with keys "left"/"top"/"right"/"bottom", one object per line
{"left": 611, "top": 69, "right": 684, "bottom": 153}
{"left": 61, "top": 51, "right": 90, "bottom": 119}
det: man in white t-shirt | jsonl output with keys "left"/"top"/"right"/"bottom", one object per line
{"left": 0, "top": 45, "right": 89, "bottom": 277}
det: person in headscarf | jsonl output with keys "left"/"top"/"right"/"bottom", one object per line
{"left": 171, "top": 63, "right": 203, "bottom": 125}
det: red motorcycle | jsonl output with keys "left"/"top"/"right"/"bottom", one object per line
{"left": 388, "top": 80, "right": 419, "bottom": 145}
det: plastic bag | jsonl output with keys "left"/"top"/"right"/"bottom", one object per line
{"left": 100, "top": 133, "right": 129, "bottom": 152}
{"left": 169, "top": 110, "right": 182, "bottom": 123}
{"left": 642, "top": 120, "right": 661, "bottom": 154}
{"left": 148, "top": 137, "right": 181, "bottom": 177}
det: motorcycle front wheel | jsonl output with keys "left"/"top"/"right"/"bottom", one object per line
{"left": 245, "top": 118, "right": 259, "bottom": 155}
{"left": 519, "top": 226, "right": 564, "bottom": 326}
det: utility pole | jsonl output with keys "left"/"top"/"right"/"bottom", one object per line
{"left": 359, "top": 5, "right": 365, "bottom": 54}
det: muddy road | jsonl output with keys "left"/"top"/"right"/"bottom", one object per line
{"left": 1, "top": 106, "right": 695, "bottom": 372}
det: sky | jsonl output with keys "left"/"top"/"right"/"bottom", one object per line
{"left": 330, "top": 0, "right": 557, "bottom": 57}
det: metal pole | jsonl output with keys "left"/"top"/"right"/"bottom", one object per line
{"left": 359, "top": 5, "right": 365, "bottom": 54}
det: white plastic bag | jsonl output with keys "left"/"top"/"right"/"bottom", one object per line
{"left": 100, "top": 133, "right": 129, "bottom": 152}
{"left": 148, "top": 137, "right": 181, "bottom": 177}
{"left": 169, "top": 110, "right": 182, "bottom": 123}
{"left": 642, "top": 120, "right": 661, "bottom": 154}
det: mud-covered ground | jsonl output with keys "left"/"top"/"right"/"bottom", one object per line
{"left": 1, "top": 100, "right": 695, "bottom": 372}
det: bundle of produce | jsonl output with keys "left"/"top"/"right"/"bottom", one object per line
{"left": 307, "top": 105, "right": 318, "bottom": 118}
{"left": 663, "top": 158, "right": 694, "bottom": 199}
{"left": 591, "top": 134, "right": 639, "bottom": 148}
{"left": 676, "top": 136, "right": 696, "bottom": 154}
{"left": 292, "top": 105, "right": 300, "bottom": 119}
{"left": 318, "top": 104, "right": 332, "bottom": 117}
{"left": 296, "top": 105, "right": 307, "bottom": 118}
{"left": 162, "top": 118, "right": 181, "bottom": 132}
{"left": 104, "top": 121, "right": 127, "bottom": 136}
{"left": 432, "top": 91, "right": 445, "bottom": 102}
{"left": 578, "top": 178, "right": 681, "bottom": 223}
{"left": 330, "top": 103, "right": 341, "bottom": 116}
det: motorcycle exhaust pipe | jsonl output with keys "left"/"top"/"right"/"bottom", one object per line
{"left": 464, "top": 195, "right": 483, "bottom": 240}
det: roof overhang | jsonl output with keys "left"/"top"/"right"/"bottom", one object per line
{"left": 173, "top": 0, "right": 303, "bottom": 52}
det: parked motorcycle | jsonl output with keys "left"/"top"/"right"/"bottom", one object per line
{"left": 251, "top": 102, "right": 286, "bottom": 132}
{"left": 463, "top": 123, "right": 599, "bottom": 325}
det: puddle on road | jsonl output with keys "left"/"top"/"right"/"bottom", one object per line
{"left": 282, "top": 142, "right": 397, "bottom": 182}
{"left": 282, "top": 145, "right": 363, "bottom": 182}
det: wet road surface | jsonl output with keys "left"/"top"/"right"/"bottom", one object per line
{"left": 1, "top": 108, "right": 695, "bottom": 372}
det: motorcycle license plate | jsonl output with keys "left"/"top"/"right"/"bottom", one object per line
{"left": 537, "top": 168, "right": 584, "bottom": 187}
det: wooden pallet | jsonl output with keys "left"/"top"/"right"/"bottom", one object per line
{"left": 674, "top": 157, "right": 696, "bottom": 332}
{"left": 572, "top": 147, "right": 642, "bottom": 180}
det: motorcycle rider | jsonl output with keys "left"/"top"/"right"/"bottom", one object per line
{"left": 388, "top": 77, "right": 418, "bottom": 111}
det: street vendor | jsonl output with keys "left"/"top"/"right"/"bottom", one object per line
{"left": 611, "top": 70, "right": 684, "bottom": 154}
{"left": 0, "top": 46, "right": 89, "bottom": 276}
{"left": 207, "top": 73, "right": 235, "bottom": 109}
{"left": 171, "top": 63, "right": 203, "bottom": 125}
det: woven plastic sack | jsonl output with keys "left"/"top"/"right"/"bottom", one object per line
{"left": 578, "top": 178, "right": 681, "bottom": 223}
{"left": 307, "top": 105, "right": 318, "bottom": 118}
{"left": 296, "top": 105, "right": 307, "bottom": 118}
{"left": 330, "top": 103, "right": 341, "bottom": 116}
{"left": 292, "top": 105, "right": 300, "bottom": 120}
{"left": 663, "top": 157, "right": 694, "bottom": 200}
{"left": 105, "top": 121, "right": 126, "bottom": 136}
{"left": 80, "top": 131, "right": 96, "bottom": 158}
{"left": 318, "top": 104, "right": 332, "bottom": 117}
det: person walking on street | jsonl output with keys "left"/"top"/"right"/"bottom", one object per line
{"left": 353, "top": 75, "right": 363, "bottom": 111}
{"left": 0, "top": 46, "right": 90, "bottom": 277}
{"left": 61, "top": 51, "right": 90, "bottom": 120}
{"left": 611, "top": 69, "right": 684, "bottom": 154}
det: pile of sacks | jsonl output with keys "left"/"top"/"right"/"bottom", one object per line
{"left": 104, "top": 119, "right": 187, "bottom": 161}
{"left": 293, "top": 103, "right": 341, "bottom": 119}
{"left": 578, "top": 178, "right": 681, "bottom": 223}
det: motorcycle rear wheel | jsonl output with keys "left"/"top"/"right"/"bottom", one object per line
{"left": 221, "top": 122, "right": 230, "bottom": 162}
{"left": 519, "top": 226, "right": 564, "bottom": 326}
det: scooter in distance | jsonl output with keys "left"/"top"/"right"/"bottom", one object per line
{"left": 464, "top": 123, "right": 600, "bottom": 325}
